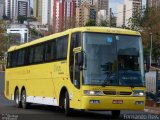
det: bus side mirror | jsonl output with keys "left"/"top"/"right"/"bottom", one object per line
{"left": 77, "top": 52, "right": 83, "bottom": 66}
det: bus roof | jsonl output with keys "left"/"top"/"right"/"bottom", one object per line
{"left": 8, "top": 27, "right": 141, "bottom": 52}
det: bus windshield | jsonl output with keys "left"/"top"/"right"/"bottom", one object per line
{"left": 83, "top": 32, "right": 144, "bottom": 87}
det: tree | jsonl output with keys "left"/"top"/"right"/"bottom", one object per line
{"left": 3, "top": 14, "right": 10, "bottom": 20}
{"left": 127, "top": 8, "right": 145, "bottom": 31}
{"left": 0, "top": 20, "right": 6, "bottom": 56}
{"left": 64, "top": 16, "right": 76, "bottom": 31}
{"left": 30, "top": 28, "right": 44, "bottom": 40}
{"left": 0, "top": 20, "right": 7, "bottom": 61}
{"left": 128, "top": 7, "right": 160, "bottom": 62}
{"left": 85, "top": 20, "right": 96, "bottom": 26}
{"left": 17, "top": 15, "right": 27, "bottom": 24}
{"left": 98, "top": 20, "right": 109, "bottom": 27}
{"left": 0, "top": 20, "right": 7, "bottom": 71}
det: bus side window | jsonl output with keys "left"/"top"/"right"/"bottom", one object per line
{"left": 52, "top": 41, "right": 57, "bottom": 60}
{"left": 17, "top": 49, "right": 25, "bottom": 66}
{"left": 11, "top": 51, "right": 18, "bottom": 67}
{"left": 29, "top": 47, "right": 35, "bottom": 64}
{"left": 44, "top": 40, "right": 57, "bottom": 62}
{"left": 44, "top": 42, "right": 53, "bottom": 61}
{"left": 34, "top": 44, "right": 44, "bottom": 63}
{"left": 7, "top": 53, "right": 11, "bottom": 68}
{"left": 70, "top": 32, "right": 81, "bottom": 82}
{"left": 56, "top": 35, "right": 68, "bottom": 60}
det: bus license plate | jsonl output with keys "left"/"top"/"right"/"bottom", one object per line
{"left": 112, "top": 100, "right": 123, "bottom": 104}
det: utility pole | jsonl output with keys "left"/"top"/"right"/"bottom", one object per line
{"left": 150, "top": 33, "right": 153, "bottom": 67}
{"left": 27, "top": 20, "right": 31, "bottom": 42}
{"left": 110, "top": 8, "right": 112, "bottom": 27}
{"left": 7, "top": 33, "right": 11, "bottom": 50}
{"left": 48, "top": 0, "right": 51, "bottom": 35}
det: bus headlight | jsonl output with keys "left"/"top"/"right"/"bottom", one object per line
{"left": 133, "top": 90, "right": 145, "bottom": 96}
{"left": 84, "top": 90, "right": 103, "bottom": 96}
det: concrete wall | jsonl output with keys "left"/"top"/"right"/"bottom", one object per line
{"left": 145, "top": 71, "right": 157, "bottom": 94}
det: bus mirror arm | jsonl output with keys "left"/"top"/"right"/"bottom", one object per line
{"left": 74, "top": 79, "right": 80, "bottom": 89}
{"left": 77, "top": 52, "right": 83, "bottom": 65}
{"left": 78, "top": 51, "right": 87, "bottom": 71}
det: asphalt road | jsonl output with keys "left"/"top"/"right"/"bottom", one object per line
{"left": 0, "top": 72, "right": 158, "bottom": 120}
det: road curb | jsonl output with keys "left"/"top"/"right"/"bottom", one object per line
{"left": 144, "top": 109, "right": 160, "bottom": 115}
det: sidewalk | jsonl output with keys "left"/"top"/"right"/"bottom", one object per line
{"left": 144, "top": 106, "right": 160, "bottom": 115}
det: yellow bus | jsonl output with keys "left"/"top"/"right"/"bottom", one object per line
{"left": 5, "top": 27, "right": 145, "bottom": 117}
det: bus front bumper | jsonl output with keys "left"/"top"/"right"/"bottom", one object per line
{"left": 81, "top": 96, "right": 145, "bottom": 111}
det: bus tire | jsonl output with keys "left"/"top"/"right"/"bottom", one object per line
{"left": 111, "top": 110, "right": 120, "bottom": 118}
{"left": 21, "top": 89, "right": 29, "bottom": 109}
{"left": 64, "top": 92, "right": 72, "bottom": 116}
{"left": 14, "top": 89, "right": 21, "bottom": 108}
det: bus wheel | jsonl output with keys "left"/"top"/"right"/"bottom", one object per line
{"left": 14, "top": 89, "right": 21, "bottom": 108}
{"left": 21, "top": 89, "right": 29, "bottom": 109}
{"left": 111, "top": 110, "right": 120, "bottom": 118}
{"left": 64, "top": 92, "right": 72, "bottom": 116}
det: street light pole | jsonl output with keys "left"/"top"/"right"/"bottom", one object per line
{"left": 6, "top": 33, "right": 10, "bottom": 50}
{"left": 150, "top": 33, "right": 153, "bottom": 67}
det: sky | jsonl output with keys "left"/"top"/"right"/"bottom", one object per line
{"left": 30, "top": 0, "right": 146, "bottom": 14}
{"left": 30, "top": 0, "right": 33, "bottom": 8}
{"left": 110, "top": 0, "right": 146, "bottom": 13}
{"left": 110, "top": 0, "right": 123, "bottom": 13}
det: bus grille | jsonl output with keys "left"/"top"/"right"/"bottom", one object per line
{"left": 103, "top": 91, "right": 132, "bottom": 95}
{"left": 119, "top": 92, "right": 132, "bottom": 95}
{"left": 103, "top": 91, "right": 116, "bottom": 95}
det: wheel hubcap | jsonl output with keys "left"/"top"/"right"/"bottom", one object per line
{"left": 16, "top": 94, "right": 19, "bottom": 104}
{"left": 64, "top": 98, "right": 67, "bottom": 109}
{"left": 22, "top": 92, "right": 26, "bottom": 105}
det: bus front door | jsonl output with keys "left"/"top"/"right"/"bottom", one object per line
{"left": 72, "top": 52, "right": 82, "bottom": 109}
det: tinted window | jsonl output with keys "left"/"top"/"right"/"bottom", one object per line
{"left": 17, "top": 49, "right": 25, "bottom": 66}
{"left": 70, "top": 32, "right": 81, "bottom": 82}
{"left": 71, "top": 33, "right": 81, "bottom": 48}
{"left": 70, "top": 33, "right": 81, "bottom": 64}
{"left": 34, "top": 44, "right": 44, "bottom": 63}
{"left": 44, "top": 40, "right": 56, "bottom": 61}
{"left": 7, "top": 53, "right": 11, "bottom": 68}
{"left": 11, "top": 51, "right": 18, "bottom": 67}
{"left": 7, "top": 35, "right": 69, "bottom": 68}
{"left": 52, "top": 41, "right": 57, "bottom": 60}
{"left": 29, "top": 47, "right": 35, "bottom": 64}
{"left": 56, "top": 36, "right": 68, "bottom": 59}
